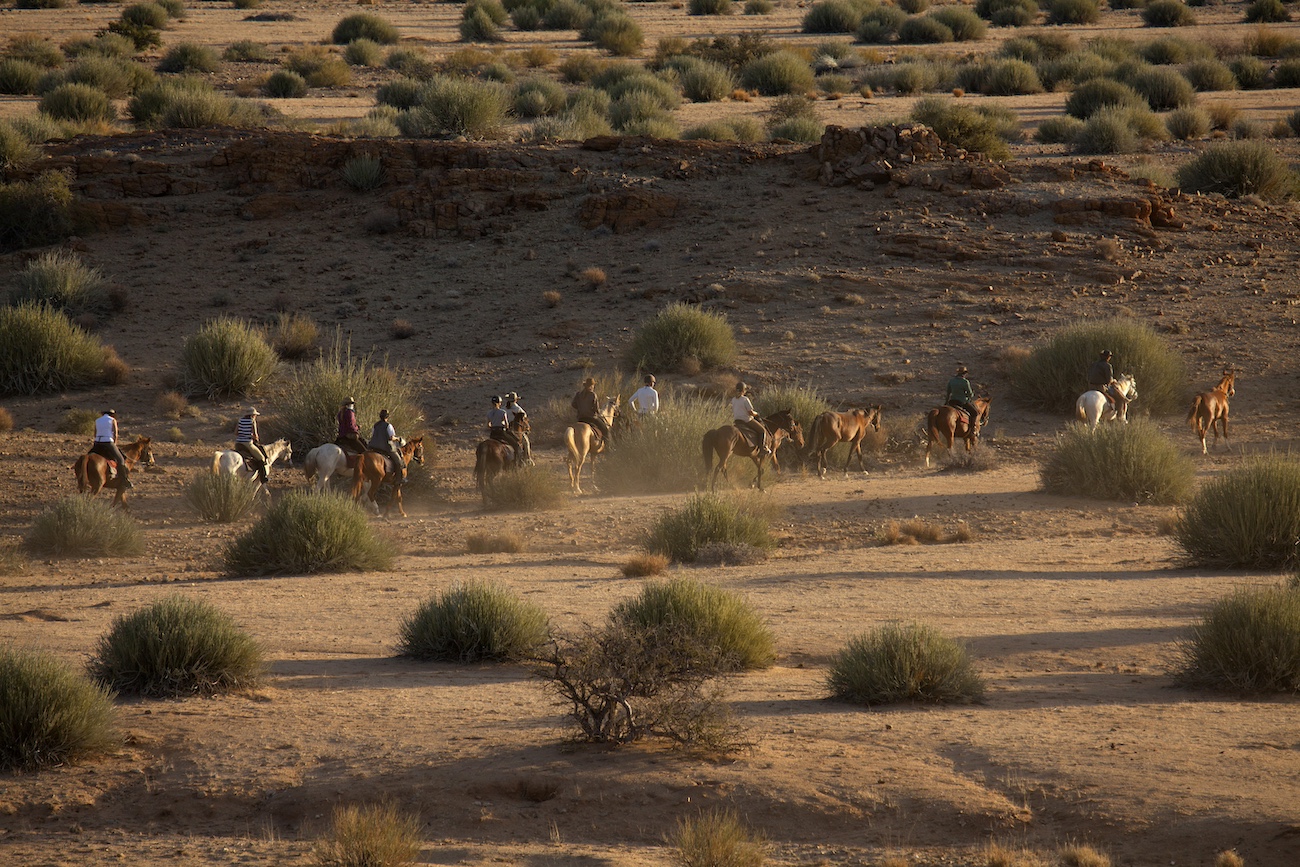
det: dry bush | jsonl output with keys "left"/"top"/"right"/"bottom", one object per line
{"left": 155, "top": 390, "right": 188, "bottom": 419}
{"left": 269, "top": 312, "right": 318, "bottom": 361}
{"left": 101, "top": 346, "right": 129, "bottom": 385}
{"left": 26, "top": 496, "right": 143, "bottom": 557}
{"left": 622, "top": 552, "right": 669, "bottom": 577}
{"left": 466, "top": 531, "right": 525, "bottom": 553}
{"left": 1176, "top": 455, "right": 1300, "bottom": 568}
{"left": 1176, "top": 585, "right": 1300, "bottom": 694}
{"left": 398, "top": 580, "right": 549, "bottom": 662}
{"left": 390, "top": 318, "right": 415, "bottom": 340}
{"left": 1057, "top": 843, "right": 1111, "bottom": 867}
{"left": 542, "top": 289, "right": 562, "bottom": 308}
{"left": 483, "top": 465, "right": 568, "bottom": 512}
{"left": 580, "top": 266, "right": 607, "bottom": 288}
{"left": 879, "top": 518, "right": 962, "bottom": 545}
{"left": 984, "top": 841, "right": 1050, "bottom": 867}
{"left": 1205, "top": 102, "right": 1240, "bottom": 130}
{"left": 828, "top": 622, "right": 985, "bottom": 705}
{"left": 672, "top": 809, "right": 767, "bottom": 867}
{"left": 693, "top": 541, "right": 769, "bottom": 566}
{"left": 313, "top": 802, "right": 421, "bottom": 867}
{"left": 1215, "top": 851, "right": 1245, "bottom": 867}
{"left": 0, "top": 646, "right": 119, "bottom": 771}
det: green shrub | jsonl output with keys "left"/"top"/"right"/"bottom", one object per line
{"left": 911, "top": 96, "right": 1016, "bottom": 159}
{"left": 268, "top": 311, "right": 317, "bottom": 360}
{"left": 645, "top": 492, "right": 774, "bottom": 564}
{"left": 531, "top": 106, "right": 614, "bottom": 140}
{"left": 128, "top": 77, "right": 209, "bottom": 124}
{"left": 673, "top": 810, "right": 766, "bottom": 867}
{"left": 224, "top": 40, "right": 271, "bottom": 63}
{"left": 1047, "top": 0, "right": 1099, "bottom": 24}
{"left": 1040, "top": 419, "right": 1193, "bottom": 504}
{"left": 0, "top": 647, "right": 118, "bottom": 771}
{"left": 54, "top": 55, "right": 156, "bottom": 99}
{"left": 1166, "top": 105, "right": 1210, "bottom": 139}
{"left": 610, "top": 89, "right": 674, "bottom": 131}
{"left": 332, "top": 13, "right": 400, "bottom": 45}
{"left": 827, "top": 623, "right": 985, "bottom": 705}
{"left": 0, "top": 172, "right": 72, "bottom": 251}
{"left": 342, "top": 38, "right": 384, "bottom": 67}
{"left": 803, "top": 0, "right": 864, "bottom": 33}
{"left": 690, "top": 0, "right": 734, "bottom": 14}
{"left": 745, "top": 0, "right": 774, "bottom": 13}
{"left": 313, "top": 803, "right": 422, "bottom": 867}
{"left": 157, "top": 43, "right": 219, "bottom": 74}
{"left": 1011, "top": 317, "right": 1185, "bottom": 414}
{"left": 39, "top": 83, "right": 114, "bottom": 123}
{"left": 56, "top": 407, "right": 98, "bottom": 435}
{"left": 1177, "top": 140, "right": 1298, "bottom": 200}
{"left": 106, "top": 20, "right": 162, "bottom": 52}
{"left": 1182, "top": 59, "right": 1236, "bottom": 92}
{"left": 0, "top": 120, "right": 37, "bottom": 176}
{"left": 1175, "top": 456, "right": 1300, "bottom": 568}
{"left": 679, "top": 59, "right": 734, "bottom": 101}
{"left": 4, "top": 35, "right": 64, "bottom": 69}
{"left": 1275, "top": 58, "right": 1300, "bottom": 87}
{"left": 63, "top": 33, "right": 136, "bottom": 61}
{"left": 179, "top": 317, "right": 277, "bottom": 399}
{"left": 9, "top": 249, "right": 104, "bottom": 313}
{"left": 856, "top": 5, "right": 907, "bottom": 41}
{"left": 741, "top": 50, "right": 814, "bottom": 95}
{"left": 930, "top": 5, "right": 987, "bottom": 40}
{"left": 685, "top": 119, "right": 763, "bottom": 141}
{"left": 586, "top": 13, "right": 645, "bottom": 56}
{"left": 1065, "top": 78, "right": 1146, "bottom": 119}
{"left": 90, "top": 596, "right": 263, "bottom": 696}
{"left": 1036, "top": 114, "right": 1085, "bottom": 143}
{"left": 613, "top": 576, "right": 775, "bottom": 670}
{"left": 398, "top": 580, "right": 550, "bottom": 662}
{"left": 460, "top": 7, "right": 504, "bottom": 42}
{"left": 397, "top": 75, "right": 509, "bottom": 139}
{"left": 1177, "top": 586, "right": 1300, "bottom": 694}
{"left": 155, "top": 0, "right": 185, "bottom": 19}
{"left": 0, "top": 303, "right": 105, "bottom": 395}
{"left": 1142, "top": 0, "right": 1195, "bottom": 26}
{"left": 975, "top": 58, "right": 1043, "bottom": 95}
{"left": 376, "top": 76, "right": 423, "bottom": 110}
{"left": 386, "top": 48, "right": 438, "bottom": 80}
{"left": 185, "top": 471, "right": 258, "bottom": 523}
{"left": 513, "top": 76, "right": 567, "bottom": 117}
{"left": 1129, "top": 65, "right": 1195, "bottom": 110}
{"left": 342, "top": 154, "right": 384, "bottom": 191}
{"left": 26, "top": 496, "right": 143, "bottom": 557}
{"left": 597, "top": 397, "right": 726, "bottom": 493}
{"left": 546, "top": 0, "right": 597, "bottom": 30}
{"left": 898, "top": 15, "right": 955, "bottom": 43}
{"left": 121, "top": 1, "right": 170, "bottom": 28}
{"left": 977, "top": 0, "right": 1039, "bottom": 26}
{"left": 226, "top": 491, "right": 394, "bottom": 575}
{"left": 1230, "top": 55, "right": 1268, "bottom": 89}
{"left": 626, "top": 302, "right": 737, "bottom": 373}
{"left": 772, "top": 117, "right": 826, "bottom": 142}
{"left": 1140, "top": 35, "right": 1208, "bottom": 65}
{"left": 0, "top": 59, "right": 42, "bottom": 95}
{"left": 465, "top": 0, "right": 509, "bottom": 26}
{"left": 1074, "top": 107, "right": 1141, "bottom": 153}
{"left": 1245, "top": 0, "right": 1290, "bottom": 22}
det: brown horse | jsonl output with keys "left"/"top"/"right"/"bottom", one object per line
{"left": 806, "top": 406, "right": 883, "bottom": 479}
{"left": 474, "top": 414, "right": 531, "bottom": 501}
{"left": 924, "top": 397, "right": 991, "bottom": 469}
{"left": 564, "top": 396, "right": 619, "bottom": 495}
{"left": 351, "top": 436, "right": 425, "bottom": 518}
{"left": 702, "top": 410, "right": 804, "bottom": 492}
{"left": 73, "top": 436, "right": 155, "bottom": 508}
{"left": 1188, "top": 369, "right": 1235, "bottom": 455}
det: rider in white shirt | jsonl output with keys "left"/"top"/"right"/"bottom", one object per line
{"left": 731, "top": 382, "right": 771, "bottom": 457}
{"left": 629, "top": 375, "right": 659, "bottom": 416}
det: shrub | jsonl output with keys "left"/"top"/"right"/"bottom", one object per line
{"left": 680, "top": 60, "right": 734, "bottom": 101}
{"left": 1040, "top": 420, "right": 1193, "bottom": 504}
{"left": 5, "top": 35, "right": 64, "bottom": 69}
{"left": 460, "top": 7, "right": 503, "bottom": 42}
{"left": 930, "top": 6, "right": 987, "bottom": 40}
{"left": 56, "top": 407, "right": 97, "bottom": 435}
{"left": 1047, "top": 0, "right": 1099, "bottom": 24}
{"left": 332, "top": 13, "right": 400, "bottom": 45}
{"left": 613, "top": 576, "right": 775, "bottom": 670}
{"left": 376, "top": 76, "right": 423, "bottom": 110}
{"left": 827, "top": 623, "right": 985, "bottom": 705}
{"left": 673, "top": 810, "right": 767, "bottom": 867}
{"left": 1011, "top": 317, "right": 1185, "bottom": 414}
{"left": 976, "top": 58, "right": 1043, "bottom": 95}
{"left": 10, "top": 250, "right": 105, "bottom": 313}
{"left": 1245, "top": 0, "right": 1289, "bottom": 22}
{"left": 898, "top": 15, "right": 955, "bottom": 44}
{"left": 1176, "top": 586, "right": 1300, "bottom": 694}
{"left": 1036, "top": 115, "right": 1085, "bottom": 143}
{"left": 856, "top": 5, "right": 907, "bottom": 42}
{"left": 596, "top": 398, "right": 725, "bottom": 493}
{"left": 64, "top": 34, "right": 136, "bottom": 61}
{"left": 465, "top": 531, "right": 525, "bottom": 553}
{"left": 185, "top": 471, "right": 258, "bottom": 523}
{"left": 121, "top": 2, "right": 170, "bottom": 29}
{"left": 626, "top": 303, "right": 737, "bottom": 372}
{"left": 1166, "top": 105, "right": 1210, "bottom": 139}
{"left": 155, "top": 0, "right": 185, "bottom": 19}
{"left": 1182, "top": 60, "right": 1236, "bottom": 92}
{"left": 803, "top": 0, "right": 863, "bottom": 33}
{"left": 1074, "top": 107, "right": 1141, "bottom": 154}
{"left": 977, "top": 0, "right": 1039, "bottom": 26}
{"left": 1142, "top": 0, "right": 1195, "bottom": 26}
{"left": 1175, "top": 456, "right": 1300, "bottom": 568}
{"left": 160, "top": 87, "right": 245, "bottom": 128}
{"left": 1129, "top": 65, "right": 1194, "bottom": 110}
{"left": 1177, "top": 140, "right": 1298, "bottom": 200}
{"left": 224, "top": 40, "right": 270, "bottom": 63}
{"left": 646, "top": 492, "right": 774, "bottom": 564}
{"left": 106, "top": 20, "right": 162, "bottom": 52}
{"left": 0, "top": 647, "right": 118, "bottom": 771}
{"left": 227, "top": 491, "right": 394, "bottom": 575}
{"left": 0, "top": 303, "right": 105, "bottom": 396}
{"left": 0, "top": 59, "right": 42, "bottom": 95}
{"left": 740, "top": 51, "right": 814, "bottom": 95}
{"left": 1065, "top": 78, "right": 1146, "bottom": 119}
{"left": 179, "top": 317, "right": 277, "bottom": 399}
{"left": 1205, "top": 101, "right": 1240, "bottom": 130}
{"left": 398, "top": 580, "right": 550, "bottom": 662}
{"left": 483, "top": 465, "right": 568, "bottom": 511}
{"left": 1141, "top": 35, "right": 1209, "bottom": 65}
{"left": 398, "top": 75, "right": 509, "bottom": 139}
{"left": 911, "top": 96, "right": 1015, "bottom": 160}
{"left": 1274, "top": 58, "right": 1300, "bottom": 88}
{"left": 39, "top": 83, "right": 114, "bottom": 123}
{"left": 513, "top": 76, "right": 567, "bottom": 117}
{"left": 0, "top": 406, "right": 12, "bottom": 433}
{"left": 314, "top": 803, "right": 422, "bottom": 867}
{"left": 1230, "top": 55, "right": 1268, "bottom": 89}
{"left": 26, "top": 496, "right": 144, "bottom": 557}
{"left": 610, "top": 89, "right": 674, "bottom": 132}
{"left": 690, "top": 0, "right": 734, "bottom": 14}
{"left": 623, "top": 553, "right": 669, "bottom": 577}
{"left": 342, "top": 38, "right": 383, "bottom": 68}
{"left": 0, "top": 172, "right": 72, "bottom": 251}
{"left": 746, "top": 0, "right": 774, "bottom": 13}
{"left": 127, "top": 77, "right": 208, "bottom": 125}
{"left": 546, "top": 0, "right": 597, "bottom": 30}
{"left": 586, "top": 13, "right": 645, "bottom": 56}
{"left": 342, "top": 154, "right": 384, "bottom": 191}
{"left": 157, "top": 43, "right": 219, "bottom": 74}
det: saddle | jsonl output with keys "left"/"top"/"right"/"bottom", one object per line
{"left": 945, "top": 402, "right": 978, "bottom": 429}
{"left": 489, "top": 428, "right": 512, "bottom": 445}
{"left": 733, "top": 422, "right": 768, "bottom": 452}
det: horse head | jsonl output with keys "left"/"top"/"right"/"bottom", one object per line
{"left": 136, "top": 436, "right": 155, "bottom": 467}
{"left": 1118, "top": 374, "right": 1138, "bottom": 401}
{"left": 869, "top": 405, "right": 883, "bottom": 432}
{"left": 512, "top": 412, "right": 531, "bottom": 433}
{"left": 976, "top": 397, "right": 992, "bottom": 425}
{"left": 1220, "top": 369, "right": 1236, "bottom": 396}
{"left": 408, "top": 436, "right": 425, "bottom": 465}
{"left": 787, "top": 420, "right": 805, "bottom": 449}
{"left": 600, "top": 395, "right": 620, "bottom": 423}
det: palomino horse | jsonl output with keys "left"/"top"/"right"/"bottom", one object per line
{"left": 564, "top": 396, "right": 619, "bottom": 495}
{"left": 702, "top": 410, "right": 804, "bottom": 492}
{"left": 1075, "top": 374, "right": 1138, "bottom": 431}
{"left": 74, "top": 436, "right": 154, "bottom": 508}
{"left": 474, "top": 414, "right": 532, "bottom": 501}
{"left": 1188, "top": 369, "right": 1235, "bottom": 455}
{"left": 924, "top": 397, "right": 991, "bottom": 469}
{"left": 806, "top": 406, "right": 883, "bottom": 479}
{"left": 212, "top": 439, "right": 293, "bottom": 500}
{"left": 351, "top": 436, "right": 425, "bottom": 518}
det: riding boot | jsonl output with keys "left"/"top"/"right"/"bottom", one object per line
{"left": 118, "top": 467, "right": 133, "bottom": 489}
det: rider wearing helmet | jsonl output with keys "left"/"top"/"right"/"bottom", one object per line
{"left": 368, "top": 409, "right": 406, "bottom": 485}
{"left": 629, "top": 374, "right": 660, "bottom": 416}
{"left": 91, "top": 409, "right": 132, "bottom": 489}
{"left": 945, "top": 365, "right": 982, "bottom": 436}
{"left": 487, "top": 395, "right": 521, "bottom": 463}
{"left": 731, "top": 382, "right": 772, "bottom": 457}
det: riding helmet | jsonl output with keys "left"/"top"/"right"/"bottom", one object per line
{"left": 506, "top": 392, "right": 517, "bottom": 402}
{"left": 735, "top": 381, "right": 747, "bottom": 393}
{"left": 491, "top": 395, "right": 501, "bottom": 404}
{"left": 344, "top": 397, "right": 356, "bottom": 406}
{"left": 379, "top": 409, "right": 389, "bottom": 419}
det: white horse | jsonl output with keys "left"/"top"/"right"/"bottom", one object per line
{"left": 212, "top": 438, "right": 292, "bottom": 497}
{"left": 302, "top": 443, "right": 352, "bottom": 492}
{"left": 1076, "top": 374, "right": 1138, "bottom": 430}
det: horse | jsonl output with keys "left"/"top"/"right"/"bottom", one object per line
{"left": 923, "top": 397, "right": 991, "bottom": 469}
{"left": 702, "top": 410, "right": 804, "bottom": 492}
{"left": 1075, "top": 374, "right": 1138, "bottom": 431}
{"left": 73, "top": 436, "right": 155, "bottom": 508}
{"left": 350, "top": 436, "right": 425, "bottom": 518}
{"left": 563, "top": 396, "right": 620, "bottom": 495}
{"left": 806, "top": 406, "right": 883, "bottom": 479}
{"left": 302, "top": 443, "right": 352, "bottom": 492}
{"left": 474, "top": 413, "right": 532, "bottom": 501}
{"left": 1188, "top": 369, "right": 1235, "bottom": 455}
{"left": 212, "top": 439, "right": 293, "bottom": 500}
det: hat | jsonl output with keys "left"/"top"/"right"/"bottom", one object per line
{"left": 247, "top": 407, "right": 260, "bottom": 416}
{"left": 1100, "top": 350, "right": 1112, "bottom": 358}
{"left": 104, "top": 409, "right": 116, "bottom": 416}
{"left": 582, "top": 377, "right": 595, "bottom": 388}
{"left": 343, "top": 397, "right": 356, "bottom": 406}
{"left": 644, "top": 375, "right": 656, "bottom": 384}
{"left": 379, "top": 409, "right": 389, "bottom": 419}
{"left": 956, "top": 365, "right": 968, "bottom": 375}
{"left": 505, "top": 392, "right": 517, "bottom": 401}
{"left": 491, "top": 395, "right": 502, "bottom": 404}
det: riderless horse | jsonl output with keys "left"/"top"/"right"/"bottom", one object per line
{"left": 351, "top": 436, "right": 425, "bottom": 518}
{"left": 563, "top": 396, "right": 619, "bottom": 495}
{"left": 212, "top": 438, "right": 293, "bottom": 500}
{"left": 924, "top": 397, "right": 991, "bottom": 469}
{"left": 74, "top": 436, "right": 154, "bottom": 508}
{"left": 806, "top": 406, "right": 883, "bottom": 479}
{"left": 1188, "top": 369, "right": 1235, "bottom": 455}
{"left": 1076, "top": 374, "right": 1138, "bottom": 431}
{"left": 702, "top": 409, "right": 804, "bottom": 492}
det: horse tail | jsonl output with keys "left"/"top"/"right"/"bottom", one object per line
{"left": 702, "top": 430, "right": 714, "bottom": 476}
{"left": 211, "top": 452, "right": 222, "bottom": 474}
{"left": 474, "top": 443, "right": 486, "bottom": 492}
{"left": 1187, "top": 394, "right": 1204, "bottom": 429}
{"left": 564, "top": 426, "right": 580, "bottom": 468}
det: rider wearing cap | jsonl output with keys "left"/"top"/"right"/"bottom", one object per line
{"left": 368, "top": 409, "right": 406, "bottom": 485}
{"left": 629, "top": 374, "right": 660, "bottom": 416}
{"left": 487, "top": 395, "right": 521, "bottom": 463}
{"left": 503, "top": 392, "right": 528, "bottom": 463}
{"left": 234, "top": 407, "right": 269, "bottom": 484}
{"left": 945, "top": 364, "right": 982, "bottom": 436}
{"left": 91, "top": 408, "right": 132, "bottom": 489}
{"left": 1087, "top": 350, "right": 1128, "bottom": 416}
{"left": 731, "top": 382, "right": 772, "bottom": 457}
{"left": 336, "top": 397, "right": 366, "bottom": 455}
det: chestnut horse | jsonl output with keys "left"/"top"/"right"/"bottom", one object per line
{"left": 1188, "top": 369, "right": 1235, "bottom": 455}
{"left": 73, "top": 436, "right": 155, "bottom": 508}
{"left": 474, "top": 413, "right": 532, "bottom": 501}
{"left": 807, "top": 406, "right": 883, "bottom": 479}
{"left": 563, "top": 396, "right": 619, "bottom": 495}
{"left": 924, "top": 397, "right": 991, "bottom": 469}
{"left": 351, "top": 436, "right": 425, "bottom": 518}
{"left": 702, "top": 410, "right": 804, "bottom": 492}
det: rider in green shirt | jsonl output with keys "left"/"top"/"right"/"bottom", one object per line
{"left": 945, "top": 364, "right": 981, "bottom": 435}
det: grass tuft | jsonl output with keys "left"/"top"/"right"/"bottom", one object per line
{"left": 672, "top": 809, "right": 767, "bottom": 867}
{"left": 1041, "top": 420, "right": 1194, "bottom": 504}
{"left": 466, "top": 531, "right": 525, "bottom": 553}
{"left": 331, "top": 13, "right": 400, "bottom": 46}
{"left": 622, "top": 552, "right": 669, "bottom": 577}
{"left": 613, "top": 576, "right": 775, "bottom": 671}
{"left": 185, "top": 471, "right": 259, "bottom": 523}
{"left": 626, "top": 302, "right": 737, "bottom": 373}
{"left": 827, "top": 623, "right": 985, "bottom": 705}
{"left": 26, "top": 496, "right": 143, "bottom": 556}
{"left": 398, "top": 580, "right": 550, "bottom": 662}
{"left": 646, "top": 492, "right": 775, "bottom": 564}
{"left": 1175, "top": 455, "right": 1300, "bottom": 568}
{"left": 1176, "top": 585, "right": 1300, "bottom": 694}
{"left": 483, "top": 465, "right": 568, "bottom": 511}
{"left": 226, "top": 491, "right": 395, "bottom": 575}
{"left": 0, "top": 646, "right": 118, "bottom": 771}
{"left": 1176, "top": 140, "right": 1298, "bottom": 200}
{"left": 314, "top": 802, "right": 422, "bottom": 867}
{"left": 179, "top": 316, "right": 278, "bottom": 399}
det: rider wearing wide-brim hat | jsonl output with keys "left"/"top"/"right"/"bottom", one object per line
{"left": 572, "top": 377, "right": 611, "bottom": 444}
{"left": 731, "top": 381, "right": 772, "bottom": 457}
{"left": 235, "top": 407, "right": 270, "bottom": 484}
{"left": 945, "top": 364, "right": 982, "bottom": 435}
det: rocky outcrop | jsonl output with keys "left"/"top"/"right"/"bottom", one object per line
{"left": 813, "top": 124, "right": 1008, "bottom": 191}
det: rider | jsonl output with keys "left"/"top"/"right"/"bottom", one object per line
{"left": 368, "top": 409, "right": 406, "bottom": 486}
{"left": 336, "top": 397, "right": 367, "bottom": 455}
{"left": 91, "top": 408, "right": 132, "bottom": 489}
{"left": 503, "top": 392, "right": 528, "bottom": 463}
{"left": 731, "top": 382, "right": 772, "bottom": 457}
{"left": 234, "top": 407, "right": 269, "bottom": 485}
{"left": 945, "top": 364, "right": 982, "bottom": 436}
{"left": 487, "top": 395, "right": 520, "bottom": 463}
{"left": 1087, "top": 350, "right": 1128, "bottom": 417}
{"left": 629, "top": 374, "right": 660, "bottom": 416}
{"left": 571, "top": 377, "right": 611, "bottom": 445}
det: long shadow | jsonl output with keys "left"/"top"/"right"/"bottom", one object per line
{"left": 268, "top": 656, "right": 535, "bottom": 690}
{"left": 741, "top": 566, "right": 1219, "bottom": 588}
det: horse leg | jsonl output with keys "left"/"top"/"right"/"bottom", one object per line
{"left": 1219, "top": 413, "right": 1229, "bottom": 450}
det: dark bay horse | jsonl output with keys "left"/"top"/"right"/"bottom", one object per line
{"left": 1188, "top": 369, "right": 1235, "bottom": 455}
{"left": 351, "top": 436, "right": 424, "bottom": 518}
{"left": 73, "top": 436, "right": 154, "bottom": 508}
{"left": 702, "top": 410, "right": 804, "bottom": 492}
{"left": 924, "top": 397, "right": 991, "bottom": 468}
{"left": 807, "top": 406, "right": 883, "bottom": 479}
{"left": 475, "top": 413, "right": 532, "bottom": 501}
